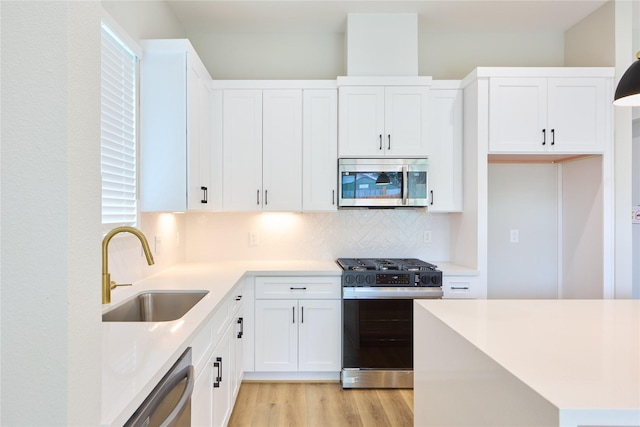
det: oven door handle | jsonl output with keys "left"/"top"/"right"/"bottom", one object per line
{"left": 343, "top": 287, "right": 443, "bottom": 299}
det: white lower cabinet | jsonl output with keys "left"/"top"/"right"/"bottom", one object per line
{"left": 191, "top": 284, "right": 244, "bottom": 427}
{"left": 255, "top": 299, "right": 340, "bottom": 372}
{"left": 252, "top": 276, "right": 341, "bottom": 374}
{"left": 442, "top": 275, "right": 482, "bottom": 299}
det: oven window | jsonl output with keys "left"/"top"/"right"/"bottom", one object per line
{"left": 343, "top": 299, "right": 413, "bottom": 369}
{"left": 341, "top": 172, "right": 402, "bottom": 200}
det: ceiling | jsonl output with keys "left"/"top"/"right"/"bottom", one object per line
{"left": 166, "top": 0, "right": 609, "bottom": 34}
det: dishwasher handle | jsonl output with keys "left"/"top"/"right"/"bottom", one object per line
{"left": 127, "top": 364, "right": 194, "bottom": 427}
{"left": 159, "top": 365, "right": 194, "bottom": 427}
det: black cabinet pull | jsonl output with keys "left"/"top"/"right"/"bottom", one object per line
{"left": 301, "top": 306, "right": 304, "bottom": 323}
{"left": 257, "top": 189, "right": 260, "bottom": 205}
{"left": 292, "top": 306, "right": 295, "bottom": 323}
{"left": 200, "top": 186, "right": 208, "bottom": 204}
{"left": 379, "top": 134, "right": 382, "bottom": 150}
{"left": 332, "top": 190, "right": 335, "bottom": 205}
{"left": 235, "top": 295, "right": 242, "bottom": 301}
{"left": 387, "top": 134, "right": 391, "bottom": 150}
{"left": 290, "top": 287, "right": 307, "bottom": 290}
{"left": 265, "top": 189, "right": 268, "bottom": 205}
{"left": 542, "top": 129, "right": 546, "bottom": 145}
{"left": 213, "top": 357, "right": 222, "bottom": 387}
{"left": 430, "top": 190, "right": 434, "bottom": 206}
{"left": 237, "top": 317, "right": 244, "bottom": 339}
{"left": 551, "top": 129, "right": 555, "bottom": 145}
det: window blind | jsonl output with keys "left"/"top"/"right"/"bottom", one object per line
{"left": 101, "top": 22, "right": 137, "bottom": 228}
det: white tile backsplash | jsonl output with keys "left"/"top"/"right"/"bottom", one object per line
{"left": 185, "top": 209, "right": 450, "bottom": 262}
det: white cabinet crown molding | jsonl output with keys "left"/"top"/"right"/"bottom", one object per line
{"left": 210, "top": 80, "right": 337, "bottom": 90}
{"left": 337, "top": 75, "right": 432, "bottom": 86}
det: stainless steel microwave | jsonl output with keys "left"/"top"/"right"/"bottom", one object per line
{"left": 338, "top": 158, "right": 429, "bottom": 208}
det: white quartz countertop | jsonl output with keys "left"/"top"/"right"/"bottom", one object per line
{"left": 415, "top": 299, "right": 640, "bottom": 425}
{"left": 101, "top": 260, "right": 341, "bottom": 426}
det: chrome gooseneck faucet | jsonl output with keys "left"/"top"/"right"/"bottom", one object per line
{"left": 102, "top": 226, "right": 155, "bottom": 304}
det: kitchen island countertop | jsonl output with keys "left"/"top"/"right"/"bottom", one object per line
{"left": 101, "top": 260, "right": 341, "bottom": 426}
{"left": 414, "top": 299, "right": 640, "bottom": 427}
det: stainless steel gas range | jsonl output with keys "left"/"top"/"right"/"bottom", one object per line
{"left": 336, "top": 258, "right": 443, "bottom": 389}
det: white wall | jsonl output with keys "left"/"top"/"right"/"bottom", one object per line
{"left": 564, "top": 1, "right": 615, "bottom": 67}
{"left": 185, "top": 211, "right": 451, "bottom": 262}
{"left": 1, "top": 2, "right": 102, "bottom": 425}
{"left": 420, "top": 31, "right": 565, "bottom": 79}
{"left": 488, "top": 164, "right": 559, "bottom": 299}
{"left": 562, "top": 156, "right": 604, "bottom": 298}
{"left": 188, "top": 30, "right": 567, "bottom": 80}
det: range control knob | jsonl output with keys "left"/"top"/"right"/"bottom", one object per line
{"left": 431, "top": 275, "right": 441, "bottom": 285}
{"left": 420, "top": 275, "right": 429, "bottom": 285}
{"left": 356, "top": 275, "right": 365, "bottom": 285}
{"left": 345, "top": 275, "right": 354, "bottom": 285}
{"left": 366, "top": 275, "right": 375, "bottom": 285}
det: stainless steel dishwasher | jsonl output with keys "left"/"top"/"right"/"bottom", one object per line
{"left": 125, "top": 347, "right": 194, "bottom": 427}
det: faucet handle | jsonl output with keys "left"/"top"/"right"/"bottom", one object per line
{"left": 110, "top": 281, "right": 132, "bottom": 290}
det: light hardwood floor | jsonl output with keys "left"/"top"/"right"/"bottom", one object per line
{"left": 227, "top": 382, "right": 414, "bottom": 427}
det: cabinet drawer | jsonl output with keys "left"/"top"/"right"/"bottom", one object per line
{"left": 255, "top": 276, "right": 341, "bottom": 300}
{"left": 443, "top": 276, "right": 480, "bottom": 299}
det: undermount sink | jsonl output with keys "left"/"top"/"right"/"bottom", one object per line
{"left": 102, "top": 290, "right": 208, "bottom": 322}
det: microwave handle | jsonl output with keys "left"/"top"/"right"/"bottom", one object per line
{"left": 402, "top": 166, "right": 408, "bottom": 206}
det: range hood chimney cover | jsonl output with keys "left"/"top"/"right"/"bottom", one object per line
{"left": 346, "top": 13, "right": 418, "bottom": 77}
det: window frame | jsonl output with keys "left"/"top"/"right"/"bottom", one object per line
{"left": 100, "top": 12, "right": 142, "bottom": 233}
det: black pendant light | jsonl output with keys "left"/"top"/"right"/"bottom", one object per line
{"left": 376, "top": 172, "right": 391, "bottom": 185}
{"left": 614, "top": 51, "right": 640, "bottom": 106}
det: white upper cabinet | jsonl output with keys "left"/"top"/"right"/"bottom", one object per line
{"left": 428, "top": 87, "right": 463, "bottom": 212}
{"left": 489, "top": 76, "right": 609, "bottom": 154}
{"left": 263, "top": 90, "right": 303, "bottom": 212}
{"left": 222, "top": 89, "right": 302, "bottom": 212}
{"left": 222, "top": 90, "right": 263, "bottom": 211}
{"left": 139, "top": 39, "right": 213, "bottom": 212}
{"left": 338, "top": 85, "right": 429, "bottom": 157}
{"left": 302, "top": 89, "right": 338, "bottom": 211}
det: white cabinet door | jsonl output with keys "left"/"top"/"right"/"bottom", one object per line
{"left": 254, "top": 300, "right": 298, "bottom": 372}
{"left": 338, "top": 86, "right": 429, "bottom": 157}
{"left": 222, "top": 90, "right": 263, "bottom": 211}
{"left": 384, "top": 86, "right": 429, "bottom": 157}
{"left": 140, "top": 40, "right": 214, "bottom": 212}
{"left": 427, "top": 89, "right": 463, "bottom": 212}
{"left": 187, "top": 61, "right": 213, "bottom": 211}
{"left": 231, "top": 313, "right": 244, "bottom": 400}
{"left": 338, "top": 86, "right": 385, "bottom": 157}
{"left": 489, "top": 77, "right": 547, "bottom": 153}
{"left": 547, "top": 78, "right": 606, "bottom": 153}
{"left": 212, "top": 324, "right": 231, "bottom": 427}
{"left": 303, "top": 89, "right": 338, "bottom": 211}
{"left": 191, "top": 354, "right": 213, "bottom": 427}
{"left": 489, "top": 76, "right": 608, "bottom": 154}
{"left": 298, "top": 299, "right": 341, "bottom": 372}
{"left": 262, "top": 90, "right": 303, "bottom": 211}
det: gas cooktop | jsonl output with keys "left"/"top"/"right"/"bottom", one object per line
{"left": 336, "top": 258, "right": 439, "bottom": 272}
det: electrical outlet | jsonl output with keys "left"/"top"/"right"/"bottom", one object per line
{"left": 249, "top": 231, "right": 259, "bottom": 247}
{"left": 423, "top": 230, "right": 432, "bottom": 243}
{"left": 510, "top": 229, "right": 519, "bottom": 243}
